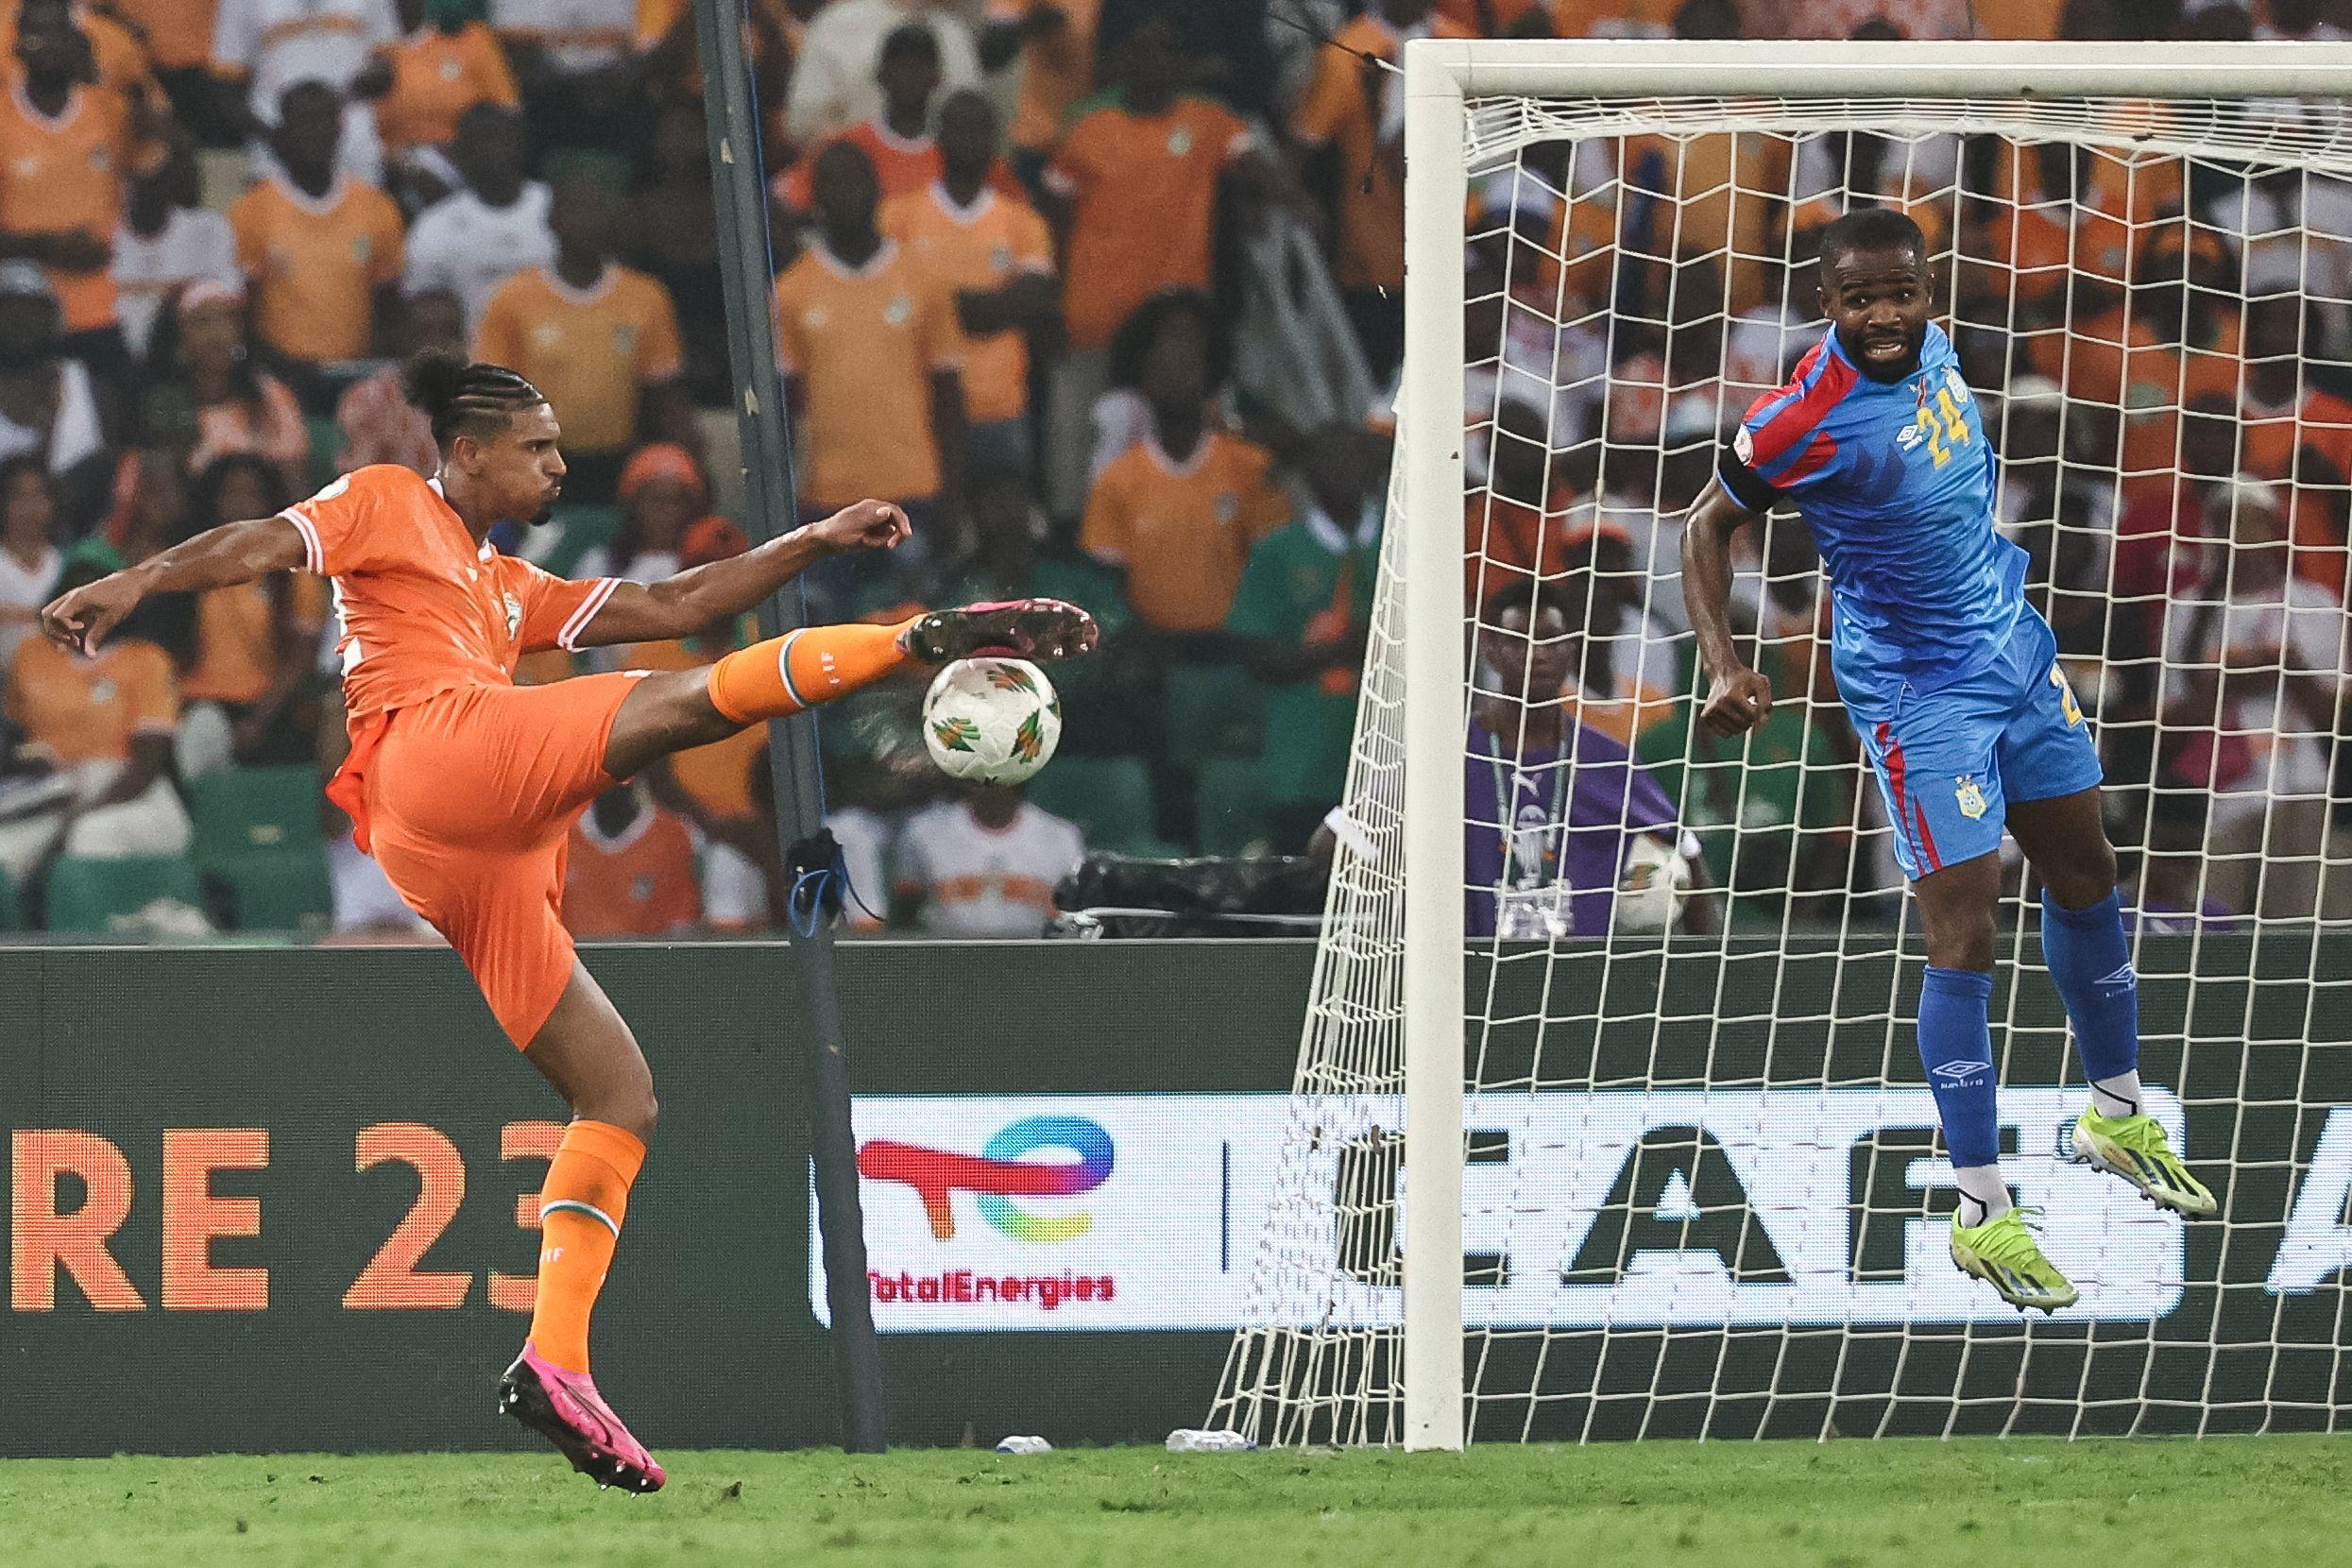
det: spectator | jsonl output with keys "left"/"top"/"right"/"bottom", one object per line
{"left": 1287, "top": 0, "right": 1472, "bottom": 383}
{"left": 774, "top": 141, "right": 964, "bottom": 591}
{"left": 1467, "top": 580, "right": 1696, "bottom": 940}
{"left": 1227, "top": 424, "right": 1381, "bottom": 852}
{"left": 230, "top": 81, "right": 406, "bottom": 384}
{"left": 0, "top": 547, "right": 191, "bottom": 889}
{"left": 113, "top": 0, "right": 223, "bottom": 138}
{"left": 101, "top": 446, "right": 191, "bottom": 567}
{"left": 1468, "top": 395, "right": 1575, "bottom": 601}
{"left": 577, "top": 443, "right": 705, "bottom": 583}
{"left": 777, "top": 24, "right": 946, "bottom": 216}
{"left": 490, "top": 0, "right": 643, "bottom": 154}
{"left": 0, "top": 456, "right": 61, "bottom": 669}
{"left": 628, "top": 102, "right": 726, "bottom": 408}
{"left": 0, "top": 0, "right": 156, "bottom": 385}
{"left": 335, "top": 289, "right": 463, "bottom": 477}
{"left": 0, "top": 262, "right": 114, "bottom": 521}
{"left": 1041, "top": 17, "right": 1257, "bottom": 518}
{"left": 563, "top": 782, "right": 702, "bottom": 937}
{"left": 210, "top": 0, "right": 399, "bottom": 181}
{"left": 473, "top": 166, "right": 696, "bottom": 503}
{"left": 894, "top": 780, "right": 1084, "bottom": 936}
{"left": 401, "top": 104, "right": 555, "bottom": 333}
{"left": 2237, "top": 294, "right": 2352, "bottom": 596}
{"left": 614, "top": 516, "right": 769, "bottom": 832}
{"left": 785, "top": 0, "right": 983, "bottom": 147}
{"left": 1006, "top": 0, "right": 1097, "bottom": 179}
{"left": 148, "top": 281, "right": 310, "bottom": 493}
{"left": 373, "top": 0, "right": 521, "bottom": 165}
{"left": 174, "top": 453, "right": 322, "bottom": 776}
{"left": 882, "top": 91, "right": 1057, "bottom": 477}
{"left": 1080, "top": 289, "right": 1289, "bottom": 639}
{"left": 0, "top": 0, "right": 166, "bottom": 128}
{"left": 114, "top": 136, "right": 242, "bottom": 363}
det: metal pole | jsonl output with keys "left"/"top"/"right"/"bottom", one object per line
{"left": 690, "top": 0, "right": 888, "bottom": 1455}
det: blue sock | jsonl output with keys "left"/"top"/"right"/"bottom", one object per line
{"left": 2039, "top": 888, "right": 2142, "bottom": 1103}
{"left": 1917, "top": 966, "right": 2000, "bottom": 1169}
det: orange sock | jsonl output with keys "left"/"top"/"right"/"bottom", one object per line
{"left": 528, "top": 1117, "right": 646, "bottom": 1375}
{"left": 707, "top": 619, "right": 915, "bottom": 724}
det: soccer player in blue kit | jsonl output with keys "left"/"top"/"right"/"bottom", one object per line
{"left": 1680, "top": 208, "right": 2215, "bottom": 1312}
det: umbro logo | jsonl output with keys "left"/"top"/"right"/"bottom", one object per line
{"left": 2096, "top": 963, "right": 2136, "bottom": 995}
{"left": 1930, "top": 1059, "right": 1990, "bottom": 1085}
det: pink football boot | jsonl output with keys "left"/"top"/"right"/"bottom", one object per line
{"left": 497, "top": 1343, "right": 667, "bottom": 1493}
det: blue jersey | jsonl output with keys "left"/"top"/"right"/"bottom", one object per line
{"left": 1719, "top": 323, "right": 2028, "bottom": 716}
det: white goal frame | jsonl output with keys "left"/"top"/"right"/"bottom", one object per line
{"left": 1395, "top": 37, "right": 2352, "bottom": 1452}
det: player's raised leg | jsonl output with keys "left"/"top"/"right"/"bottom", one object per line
{"left": 599, "top": 598, "right": 1098, "bottom": 781}
{"left": 2009, "top": 787, "right": 2217, "bottom": 1218}
{"left": 498, "top": 963, "right": 668, "bottom": 1492}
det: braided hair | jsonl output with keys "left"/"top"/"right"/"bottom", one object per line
{"left": 401, "top": 349, "right": 547, "bottom": 449}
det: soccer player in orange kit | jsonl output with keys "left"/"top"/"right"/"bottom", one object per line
{"left": 41, "top": 351, "right": 1096, "bottom": 1493}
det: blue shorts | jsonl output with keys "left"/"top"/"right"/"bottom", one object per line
{"left": 1851, "top": 611, "right": 2103, "bottom": 880}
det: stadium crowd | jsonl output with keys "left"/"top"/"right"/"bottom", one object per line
{"left": 0, "top": 0, "right": 2346, "bottom": 940}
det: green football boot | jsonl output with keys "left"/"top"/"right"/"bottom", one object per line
{"left": 1950, "top": 1207, "right": 2078, "bottom": 1314}
{"left": 2071, "top": 1106, "right": 2218, "bottom": 1218}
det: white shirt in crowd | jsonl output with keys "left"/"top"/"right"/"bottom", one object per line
{"left": 2161, "top": 569, "right": 2351, "bottom": 815}
{"left": 0, "top": 542, "right": 60, "bottom": 668}
{"left": 401, "top": 181, "right": 557, "bottom": 332}
{"left": 489, "top": 0, "right": 639, "bottom": 75}
{"left": 113, "top": 208, "right": 241, "bottom": 359}
{"left": 785, "top": 0, "right": 982, "bottom": 145}
{"left": 213, "top": 0, "right": 399, "bottom": 118}
{"left": 329, "top": 831, "right": 433, "bottom": 937}
{"left": 895, "top": 796, "right": 1084, "bottom": 938}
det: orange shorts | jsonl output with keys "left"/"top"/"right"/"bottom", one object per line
{"left": 338, "top": 673, "right": 646, "bottom": 1047}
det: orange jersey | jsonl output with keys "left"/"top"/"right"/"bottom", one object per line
{"left": 474, "top": 264, "right": 686, "bottom": 455}
{"left": 564, "top": 802, "right": 701, "bottom": 936}
{"left": 774, "top": 119, "right": 1024, "bottom": 212}
{"left": 281, "top": 464, "right": 621, "bottom": 721}
{"left": 113, "top": 0, "right": 218, "bottom": 71}
{"left": 880, "top": 183, "right": 1052, "bottom": 424}
{"left": 230, "top": 174, "right": 405, "bottom": 364}
{"left": 1079, "top": 431, "right": 1290, "bottom": 631}
{"left": 1292, "top": 13, "right": 1474, "bottom": 293}
{"left": 375, "top": 23, "right": 520, "bottom": 152}
{"left": 772, "top": 239, "right": 959, "bottom": 507}
{"left": 6, "top": 635, "right": 178, "bottom": 765}
{"left": 0, "top": 78, "right": 145, "bottom": 332}
{"left": 1008, "top": 0, "right": 1096, "bottom": 152}
{"left": 0, "top": 8, "right": 165, "bottom": 106}
{"left": 1046, "top": 96, "right": 1253, "bottom": 350}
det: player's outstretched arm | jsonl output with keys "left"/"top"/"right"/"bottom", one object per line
{"left": 571, "top": 500, "right": 911, "bottom": 649}
{"left": 1680, "top": 478, "right": 1774, "bottom": 739}
{"left": 40, "top": 516, "right": 308, "bottom": 656}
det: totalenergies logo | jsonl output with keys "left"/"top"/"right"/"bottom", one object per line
{"left": 857, "top": 1116, "right": 1114, "bottom": 1242}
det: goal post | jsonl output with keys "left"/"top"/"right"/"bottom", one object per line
{"left": 1219, "top": 37, "right": 2352, "bottom": 1451}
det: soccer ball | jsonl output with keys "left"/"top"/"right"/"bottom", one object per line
{"left": 1612, "top": 832, "right": 1693, "bottom": 933}
{"left": 921, "top": 657, "right": 1062, "bottom": 785}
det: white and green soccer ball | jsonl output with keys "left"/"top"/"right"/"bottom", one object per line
{"left": 921, "top": 656, "right": 1062, "bottom": 785}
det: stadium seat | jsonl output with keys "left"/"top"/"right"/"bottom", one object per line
{"left": 1027, "top": 756, "right": 1162, "bottom": 855}
{"left": 304, "top": 418, "right": 342, "bottom": 490}
{"left": 45, "top": 854, "right": 203, "bottom": 933}
{"left": 1166, "top": 664, "right": 1265, "bottom": 758}
{"left": 537, "top": 506, "right": 623, "bottom": 579}
{"left": 1194, "top": 756, "right": 1272, "bottom": 856}
{"left": 189, "top": 766, "right": 325, "bottom": 865}
{"left": 212, "top": 848, "right": 334, "bottom": 933}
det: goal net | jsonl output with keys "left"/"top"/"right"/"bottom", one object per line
{"left": 1212, "top": 41, "right": 2352, "bottom": 1448}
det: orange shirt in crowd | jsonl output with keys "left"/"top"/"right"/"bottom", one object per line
{"left": 0, "top": 6, "right": 165, "bottom": 108}
{"left": 1046, "top": 95, "right": 1253, "bottom": 350}
{"left": 1467, "top": 488, "right": 1576, "bottom": 602}
{"left": 113, "top": 0, "right": 219, "bottom": 71}
{"left": 230, "top": 174, "right": 405, "bottom": 365}
{"left": 1008, "top": 0, "right": 1096, "bottom": 153}
{"left": 1292, "top": 11, "right": 1474, "bottom": 294}
{"left": 624, "top": 635, "right": 761, "bottom": 819}
{"left": 6, "top": 636, "right": 179, "bottom": 765}
{"left": 473, "top": 264, "right": 686, "bottom": 454}
{"left": 375, "top": 23, "right": 520, "bottom": 152}
{"left": 774, "top": 119, "right": 1021, "bottom": 211}
{"left": 565, "top": 802, "right": 701, "bottom": 936}
{"left": 880, "top": 182, "right": 1052, "bottom": 425}
{"left": 180, "top": 577, "right": 329, "bottom": 707}
{"left": 1080, "top": 430, "right": 1290, "bottom": 631}
{"left": 0, "top": 79, "right": 147, "bottom": 333}
{"left": 2241, "top": 383, "right": 2352, "bottom": 594}
{"left": 281, "top": 464, "right": 619, "bottom": 721}
{"left": 773, "top": 238, "right": 958, "bottom": 506}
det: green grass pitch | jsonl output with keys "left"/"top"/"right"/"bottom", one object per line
{"left": 17, "top": 1437, "right": 2349, "bottom": 1567}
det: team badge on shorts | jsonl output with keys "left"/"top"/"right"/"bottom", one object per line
{"left": 1955, "top": 775, "right": 1987, "bottom": 820}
